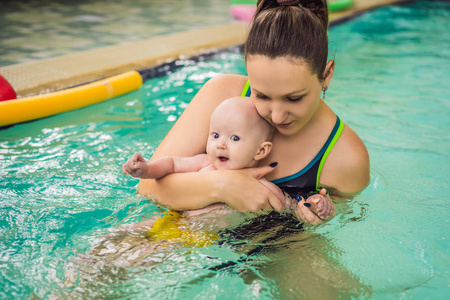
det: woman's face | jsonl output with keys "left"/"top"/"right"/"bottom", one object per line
{"left": 246, "top": 55, "right": 323, "bottom": 136}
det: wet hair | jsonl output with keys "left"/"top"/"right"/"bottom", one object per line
{"left": 244, "top": 0, "right": 329, "bottom": 81}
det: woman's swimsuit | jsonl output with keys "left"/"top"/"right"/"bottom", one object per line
{"left": 241, "top": 80, "right": 344, "bottom": 198}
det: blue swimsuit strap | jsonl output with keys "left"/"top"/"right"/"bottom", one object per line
{"left": 271, "top": 116, "right": 343, "bottom": 187}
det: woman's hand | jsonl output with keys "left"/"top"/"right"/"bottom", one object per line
{"left": 294, "top": 188, "right": 336, "bottom": 225}
{"left": 217, "top": 165, "right": 284, "bottom": 212}
{"left": 122, "top": 153, "right": 149, "bottom": 179}
{"left": 259, "top": 178, "right": 296, "bottom": 212}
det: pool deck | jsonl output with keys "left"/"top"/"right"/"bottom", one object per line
{"left": 0, "top": 0, "right": 411, "bottom": 97}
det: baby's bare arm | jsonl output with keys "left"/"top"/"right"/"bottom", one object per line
{"left": 122, "top": 153, "right": 210, "bottom": 179}
{"left": 172, "top": 154, "right": 210, "bottom": 174}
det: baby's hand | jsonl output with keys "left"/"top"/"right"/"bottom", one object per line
{"left": 306, "top": 188, "right": 335, "bottom": 219}
{"left": 294, "top": 189, "right": 336, "bottom": 224}
{"left": 122, "top": 153, "right": 148, "bottom": 178}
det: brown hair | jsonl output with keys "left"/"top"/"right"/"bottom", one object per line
{"left": 244, "top": 0, "right": 329, "bottom": 81}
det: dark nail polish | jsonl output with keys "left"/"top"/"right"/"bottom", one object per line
{"left": 303, "top": 203, "right": 311, "bottom": 207}
{"left": 296, "top": 194, "right": 301, "bottom": 202}
{"left": 269, "top": 162, "right": 278, "bottom": 168}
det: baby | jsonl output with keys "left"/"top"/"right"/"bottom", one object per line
{"left": 122, "top": 96, "right": 292, "bottom": 216}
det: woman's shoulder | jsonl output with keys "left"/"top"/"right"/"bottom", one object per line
{"left": 203, "top": 74, "right": 248, "bottom": 93}
{"left": 191, "top": 74, "right": 249, "bottom": 108}
{"left": 321, "top": 123, "right": 370, "bottom": 195}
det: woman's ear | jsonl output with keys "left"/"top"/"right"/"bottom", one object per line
{"left": 323, "top": 59, "right": 335, "bottom": 88}
{"left": 254, "top": 142, "right": 272, "bottom": 161}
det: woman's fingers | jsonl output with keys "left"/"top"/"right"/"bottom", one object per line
{"left": 250, "top": 164, "right": 283, "bottom": 211}
{"left": 219, "top": 167, "right": 282, "bottom": 212}
{"left": 247, "top": 188, "right": 280, "bottom": 211}
{"left": 267, "top": 193, "right": 283, "bottom": 211}
{"left": 252, "top": 164, "right": 276, "bottom": 179}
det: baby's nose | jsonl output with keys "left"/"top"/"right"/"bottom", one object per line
{"left": 217, "top": 139, "right": 227, "bottom": 149}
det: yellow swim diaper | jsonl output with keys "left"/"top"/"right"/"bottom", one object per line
{"left": 146, "top": 211, "right": 218, "bottom": 247}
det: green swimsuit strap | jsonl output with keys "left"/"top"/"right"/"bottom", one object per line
{"left": 241, "top": 80, "right": 251, "bottom": 97}
{"left": 316, "top": 118, "right": 345, "bottom": 191}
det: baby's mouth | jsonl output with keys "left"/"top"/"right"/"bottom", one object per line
{"left": 218, "top": 156, "right": 229, "bottom": 162}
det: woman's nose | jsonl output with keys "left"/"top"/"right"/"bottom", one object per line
{"left": 271, "top": 105, "right": 288, "bottom": 124}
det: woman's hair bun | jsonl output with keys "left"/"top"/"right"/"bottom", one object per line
{"left": 248, "top": 0, "right": 329, "bottom": 80}
{"left": 277, "top": 0, "right": 301, "bottom": 5}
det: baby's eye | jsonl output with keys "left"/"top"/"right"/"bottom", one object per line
{"left": 213, "top": 133, "right": 219, "bottom": 139}
{"left": 231, "top": 135, "right": 240, "bottom": 142}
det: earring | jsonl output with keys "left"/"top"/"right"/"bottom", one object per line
{"left": 322, "top": 86, "right": 328, "bottom": 100}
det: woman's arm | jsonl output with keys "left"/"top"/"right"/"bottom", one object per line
{"left": 319, "top": 124, "right": 370, "bottom": 197}
{"left": 139, "top": 165, "right": 283, "bottom": 211}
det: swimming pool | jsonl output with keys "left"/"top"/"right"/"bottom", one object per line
{"left": 1, "top": 1, "right": 449, "bottom": 298}
{"left": 0, "top": 0, "right": 232, "bottom": 67}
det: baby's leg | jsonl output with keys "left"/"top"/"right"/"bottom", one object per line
{"left": 128, "top": 217, "right": 158, "bottom": 231}
{"left": 183, "top": 203, "right": 226, "bottom": 217}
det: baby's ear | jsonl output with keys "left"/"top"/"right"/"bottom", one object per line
{"left": 254, "top": 142, "right": 272, "bottom": 161}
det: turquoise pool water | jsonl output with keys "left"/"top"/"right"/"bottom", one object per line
{"left": 1, "top": 1, "right": 449, "bottom": 298}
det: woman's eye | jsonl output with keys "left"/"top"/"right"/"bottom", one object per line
{"left": 287, "top": 96, "right": 304, "bottom": 102}
{"left": 213, "top": 133, "right": 219, "bottom": 139}
{"left": 231, "top": 135, "right": 240, "bottom": 142}
{"left": 255, "top": 94, "right": 269, "bottom": 100}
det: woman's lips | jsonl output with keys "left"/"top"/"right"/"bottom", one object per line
{"left": 276, "top": 122, "right": 292, "bottom": 129}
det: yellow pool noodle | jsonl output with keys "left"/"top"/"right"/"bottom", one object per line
{"left": 0, "top": 70, "right": 143, "bottom": 127}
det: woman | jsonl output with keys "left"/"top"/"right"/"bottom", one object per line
{"left": 137, "top": 0, "right": 370, "bottom": 225}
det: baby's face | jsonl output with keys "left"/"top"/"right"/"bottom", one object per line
{"left": 206, "top": 111, "right": 264, "bottom": 170}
